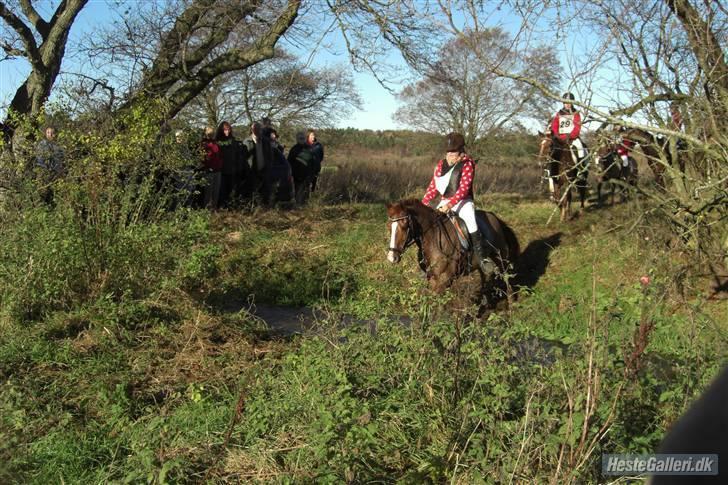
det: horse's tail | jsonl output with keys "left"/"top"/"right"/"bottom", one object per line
{"left": 497, "top": 216, "right": 520, "bottom": 261}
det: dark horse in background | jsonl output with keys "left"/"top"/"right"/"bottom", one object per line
{"left": 386, "top": 199, "right": 520, "bottom": 304}
{"left": 538, "top": 133, "right": 589, "bottom": 221}
{"left": 617, "top": 127, "right": 684, "bottom": 188}
{"left": 593, "top": 131, "right": 638, "bottom": 206}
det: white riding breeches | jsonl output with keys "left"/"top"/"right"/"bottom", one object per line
{"left": 438, "top": 199, "right": 478, "bottom": 233}
{"left": 621, "top": 154, "right": 629, "bottom": 167}
{"left": 572, "top": 138, "right": 586, "bottom": 158}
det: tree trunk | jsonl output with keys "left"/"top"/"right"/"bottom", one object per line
{"left": 1, "top": 0, "right": 89, "bottom": 130}
{"left": 664, "top": 0, "right": 728, "bottom": 134}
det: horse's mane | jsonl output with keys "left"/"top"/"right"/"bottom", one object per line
{"left": 395, "top": 198, "right": 441, "bottom": 224}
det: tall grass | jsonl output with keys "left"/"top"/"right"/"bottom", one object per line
{"left": 0, "top": 117, "right": 725, "bottom": 482}
{"left": 316, "top": 147, "right": 542, "bottom": 204}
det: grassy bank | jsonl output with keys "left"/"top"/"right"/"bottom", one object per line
{"left": 1, "top": 189, "right": 725, "bottom": 482}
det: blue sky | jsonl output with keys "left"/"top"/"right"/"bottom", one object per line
{"left": 0, "top": 1, "right": 612, "bottom": 130}
{"left": 0, "top": 0, "right": 405, "bottom": 130}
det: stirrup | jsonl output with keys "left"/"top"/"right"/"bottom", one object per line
{"left": 479, "top": 257, "right": 496, "bottom": 275}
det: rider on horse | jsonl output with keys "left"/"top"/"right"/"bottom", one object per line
{"left": 551, "top": 92, "right": 588, "bottom": 165}
{"left": 421, "top": 132, "right": 495, "bottom": 274}
{"left": 616, "top": 126, "right": 636, "bottom": 172}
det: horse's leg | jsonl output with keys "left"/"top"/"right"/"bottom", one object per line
{"left": 578, "top": 174, "right": 587, "bottom": 208}
{"left": 560, "top": 178, "right": 571, "bottom": 221}
{"left": 597, "top": 180, "right": 603, "bottom": 206}
{"left": 427, "top": 263, "right": 454, "bottom": 294}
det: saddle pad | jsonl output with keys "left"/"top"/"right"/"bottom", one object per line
{"left": 448, "top": 215, "right": 470, "bottom": 251}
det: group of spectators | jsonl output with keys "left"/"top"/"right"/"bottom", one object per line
{"left": 192, "top": 119, "right": 324, "bottom": 209}
{"left": 31, "top": 118, "right": 324, "bottom": 210}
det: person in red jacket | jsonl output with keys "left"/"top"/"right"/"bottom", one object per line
{"left": 201, "top": 126, "right": 223, "bottom": 209}
{"left": 616, "top": 126, "right": 636, "bottom": 171}
{"left": 422, "top": 132, "right": 494, "bottom": 274}
{"left": 550, "top": 92, "right": 587, "bottom": 163}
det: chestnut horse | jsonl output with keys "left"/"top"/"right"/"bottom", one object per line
{"left": 538, "top": 133, "right": 589, "bottom": 221}
{"left": 386, "top": 199, "right": 520, "bottom": 299}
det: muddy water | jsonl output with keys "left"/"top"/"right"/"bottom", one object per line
{"left": 251, "top": 304, "right": 319, "bottom": 335}
{"left": 231, "top": 302, "right": 566, "bottom": 366}
{"left": 242, "top": 304, "right": 411, "bottom": 338}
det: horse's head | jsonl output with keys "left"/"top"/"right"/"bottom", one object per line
{"left": 386, "top": 201, "right": 417, "bottom": 264}
{"left": 591, "top": 129, "right": 621, "bottom": 170}
{"left": 537, "top": 132, "right": 552, "bottom": 161}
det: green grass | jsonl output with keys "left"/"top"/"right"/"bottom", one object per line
{"left": 0, "top": 193, "right": 725, "bottom": 483}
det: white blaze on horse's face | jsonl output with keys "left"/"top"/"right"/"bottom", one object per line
{"left": 387, "top": 221, "right": 399, "bottom": 263}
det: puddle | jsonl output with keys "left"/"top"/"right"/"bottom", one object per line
{"left": 244, "top": 304, "right": 411, "bottom": 338}
{"left": 224, "top": 301, "right": 565, "bottom": 366}
{"left": 252, "top": 304, "right": 318, "bottom": 335}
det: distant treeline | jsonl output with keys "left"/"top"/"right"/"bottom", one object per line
{"left": 313, "top": 128, "right": 540, "bottom": 164}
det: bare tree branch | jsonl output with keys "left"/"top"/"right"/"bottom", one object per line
{"left": 19, "top": 0, "right": 49, "bottom": 37}
{"left": 0, "top": 1, "right": 42, "bottom": 68}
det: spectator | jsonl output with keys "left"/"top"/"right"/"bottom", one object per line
{"left": 173, "top": 130, "right": 199, "bottom": 207}
{"left": 268, "top": 127, "right": 285, "bottom": 154}
{"left": 288, "top": 131, "right": 316, "bottom": 205}
{"left": 216, "top": 121, "right": 247, "bottom": 208}
{"left": 306, "top": 129, "right": 324, "bottom": 192}
{"left": 35, "top": 126, "right": 65, "bottom": 179}
{"left": 243, "top": 122, "right": 274, "bottom": 205}
{"left": 257, "top": 123, "right": 294, "bottom": 206}
{"left": 34, "top": 126, "right": 66, "bottom": 204}
{"left": 201, "top": 126, "right": 223, "bottom": 209}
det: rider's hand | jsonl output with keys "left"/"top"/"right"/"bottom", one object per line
{"left": 438, "top": 203, "right": 452, "bottom": 213}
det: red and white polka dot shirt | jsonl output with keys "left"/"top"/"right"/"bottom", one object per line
{"left": 421, "top": 156, "right": 475, "bottom": 207}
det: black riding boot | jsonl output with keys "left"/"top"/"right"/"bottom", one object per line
{"left": 470, "top": 230, "right": 496, "bottom": 274}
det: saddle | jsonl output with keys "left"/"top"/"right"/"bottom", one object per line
{"left": 447, "top": 211, "right": 497, "bottom": 253}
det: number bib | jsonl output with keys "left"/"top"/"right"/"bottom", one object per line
{"left": 558, "top": 114, "right": 575, "bottom": 135}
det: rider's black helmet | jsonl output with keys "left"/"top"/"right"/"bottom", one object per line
{"left": 445, "top": 132, "right": 465, "bottom": 153}
{"left": 562, "top": 92, "right": 576, "bottom": 101}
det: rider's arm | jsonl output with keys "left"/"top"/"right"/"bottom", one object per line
{"left": 570, "top": 112, "right": 582, "bottom": 140}
{"left": 421, "top": 160, "right": 442, "bottom": 206}
{"left": 444, "top": 158, "right": 474, "bottom": 207}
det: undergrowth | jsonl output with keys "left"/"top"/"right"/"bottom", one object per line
{"left": 0, "top": 116, "right": 725, "bottom": 482}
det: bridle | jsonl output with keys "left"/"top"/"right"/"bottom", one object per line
{"left": 388, "top": 213, "right": 418, "bottom": 255}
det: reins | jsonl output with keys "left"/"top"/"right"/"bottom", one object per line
{"left": 389, "top": 208, "right": 459, "bottom": 258}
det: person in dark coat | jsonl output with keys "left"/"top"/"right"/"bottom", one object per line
{"left": 265, "top": 127, "right": 294, "bottom": 205}
{"left": 215, "top": 121, "right": 247, "bottom": 208}
{"left": 242, "top": 122, "right": 274, "bottom": 205}
{"left": 306, "top": 129, "right": 324, "bottom": 192}
{"left": 288, "top": 131, "right": 316, "bottom": 205}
